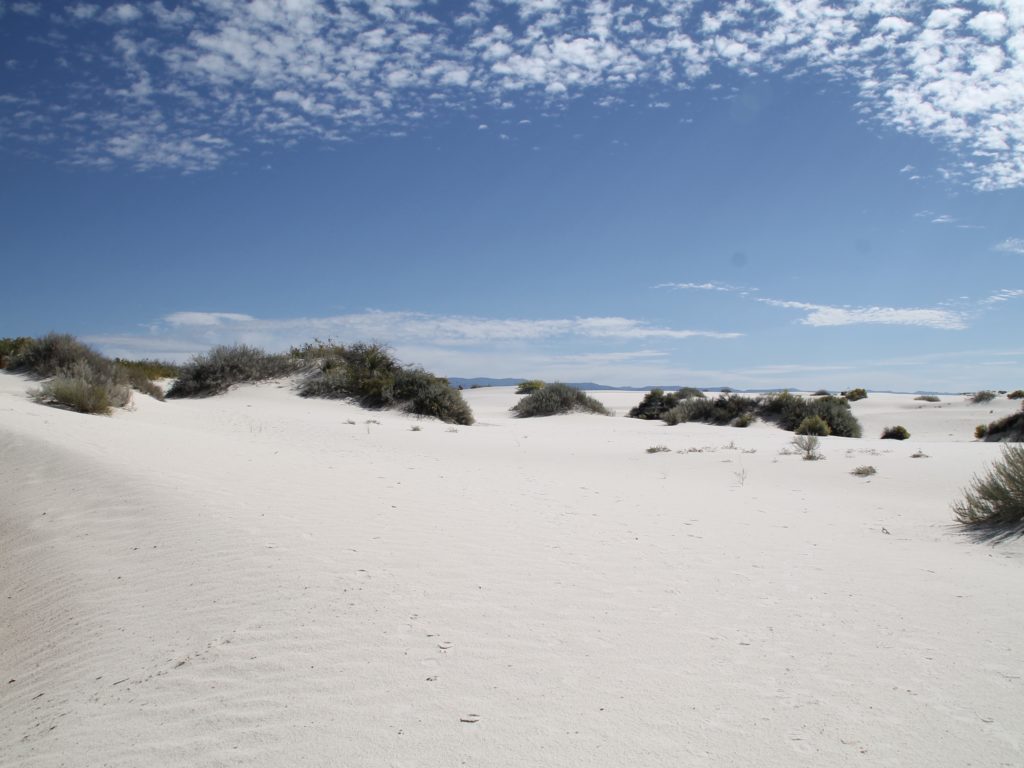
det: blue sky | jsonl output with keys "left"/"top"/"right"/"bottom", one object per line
{"left": 1, "top": 0, "right": 1022, "bottom": 391}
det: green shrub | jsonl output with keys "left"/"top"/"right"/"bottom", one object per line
{"left": 167, "top": 345, "right": 301, "bottom": 398}
{"left": 732, "top": 412, "right": 754, "bottom": 428}
{"left": 30, "top": 359, "right": 132, "bottom": 415}
{"left": 296, "top": 342, "right": 473, "bottom": 424}
{"left": 676, "top": 387, "right": 705, "bottom": 400}
{"left": 9, "top": 333, "right": 109, "bottom": 378}
{"left": 976, "top": 424, "right": 988, "bottom": 440}
{"left": 977, "top": 406, "right": 1024, "bottom": 442}
{"left": 115, "top": 358, "right": 181, "bottom": 380}
{"left": 843, "top": 388, "right": 868, "bottom": 402}
{"left": 515, "top": 379, "right": 545, "bottom": 395}
{"left": 1008, "top": 390, "right": 1024, "bottom": 400}
{"left": 758, "top": 392, "right": 861, "bottom": 438}
{"left": 812, "top": 389, "right": 830, "bottom": 397}
{"left": 881, "top": 425, "right": 910, "bottom": 440}
{"left": 952, "top": 445, "right": 1024, "bottom": 527}
{"left": 914, "top": 395, "right": 940, "bottom": 402}
{"left": 646, "top": 445, "right": 670, "bottom": 454}
{"left": 511, "top": 383, "right": 610, "bottom": 417}
{"left": 663, "top": 393, "right": 758, "bottom": 426}
{"left": 796, "top": 415, "right": 831, "bottom": 436}
{"left": 971, "top": 390, "right": 996, "bottom": 404}
{"left": 0, "top": 336, "right": 32, "bottom": 369}
{"left": 629, "top": 388, "right": 675, "bottom": 420}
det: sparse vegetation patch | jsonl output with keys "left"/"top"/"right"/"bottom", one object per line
{"left": 881, "top": 425, "right": 910, "bottom": 440}
{"left": 914, "top": 395, "right": 941, "bottom": 402}
{"left": 952, "top": 445, "right": 1024, "bottom": 528}
{"left": 512, "top": 383, "right": 610, "bottom": 418}
{"left": 515, "top": 379, "right": 545, "bottom": 395}
{"left": 971, "top": 390, "right": 997, "bottom": 404}
{"left": 843, "top": 388, "right": 868, "bottom": 402}
{"left": 851, "top": 465, "right": 877, "bottom": 476}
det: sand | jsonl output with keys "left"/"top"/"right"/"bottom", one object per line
{"left": 2, "top": 373, "right": 1022, "bottom": 767}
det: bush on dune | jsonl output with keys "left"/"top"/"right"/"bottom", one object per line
{"left": 1008, "top": 390, "right": 1024, "bottom": 400}
{"left": 881, "top": 425, "right": 910, "bottom": 440}
{"left": 0, "top": 336, "right": 32, "bottom": 369}
{"left": 296, "top": 341, "right": 474, "bottom": 425}
{"left": 10, "top": 334, "right": 134, "bottom": 415}
{"left": 843, "top": 387, "right": 868, "bottom": 402}
{"left": 652, "top": 389, "right": 863, "bottom": 437}
{"left": 952, "top": 445, "right": 1024, "bottom": 527}
{"left": 977, "top": 403, "right": 1024, "bottom": 442}
{"left": 663, "top": 393, "right": 758, "bottom": 427}
{"left": 971, "top": 390, "right": 997, "bottom": 404}
{"left": 511, "top": 383, "right": 610, "bottom": 417}
{"left": 628, "top": 387, "right": 704, "bottom": 420}
{"left": 167, "top": 345, "right": 301, "bottom": 398}
{"left": 515, "top": 379, "right": 545, "bottom": 395}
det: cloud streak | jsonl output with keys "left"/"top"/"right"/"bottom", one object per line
{"left": 1, "top": 1, "right": 1022, "bottom": 187}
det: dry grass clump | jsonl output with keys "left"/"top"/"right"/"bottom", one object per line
{"left": 914, "top": 395, "right": 941, "bottom": 402}
{"left": 646, "top": 445, "right": 671, "bottom": 454}
{"left": 881, "top": 425, "right": 910, "bottom": 440}
{"left": 952, "top": 445, "right": 1024, "bottom": 527}
{"left": 851, "top": 465, "right": 877, "bottom": 476}
{"left": 970, "top": 390, "right": 997, "bottom": 404}
{"left": 792, "top": 434, "right": 822, "bottom": 460}
{"left": 10, "top": 334, "right": 134, "bottom": 415}
{"left": 511, "top": 383, "right": 610, "bottom": 418}
{"left": 296, "top": 341, "right": 474, "bottom": 425}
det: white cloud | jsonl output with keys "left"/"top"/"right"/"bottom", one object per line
{"left": 981, "top": 288, "right": 1024, "bottom": 305}
{"left": 756, "top": 298, "right": 968, "bottom": 330}
{"left": 994, "top": 237, "right": 1024, "bottom": 254}
{"left": 931, "top": 214, "right": 955, "bottom": 224}
{"left": 654, "top": 281, "right": 755, "bottom": 294}
{"left": 2, "top": 0, "right": 1024, "bottom": 188}
{"left": 11, "top": 1, "right": 39, "bottom": 15}
{"left": 165, "top": 311, "right": 256, "bottom": 326}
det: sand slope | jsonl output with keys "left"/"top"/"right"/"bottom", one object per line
{"left": 2, "top": 375, "right": 1022, "bottom": 767}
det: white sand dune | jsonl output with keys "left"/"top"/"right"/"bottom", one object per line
{"left": 2, "top": 374, "right": 1022, "bottom": 767}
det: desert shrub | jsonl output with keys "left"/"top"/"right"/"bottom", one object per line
{"left": 952, "top": 445, "right": 1024, "bottom": 527}
{"left": 629, "top": 388, "right": 675, "bottom": 420}
{"left": 812, "top": 389, "right": 830, "bottom": 397}
{"left": 30, "top": 359, "right": 132, "bottom": 415}
{"left": 806, "top": 396, "right": 862, "bottom": 438}
{"left": 978, "top": 406, "right": 1024, "bottom": 442}
{"left": 297, "top": 343, "right": 473, "bottom": 424}
{"left": 976, "top": 424, "right": 988, "bottom": 440}
{"left": 511, "top": 383, "right": 610, "bottom": 418}
{"left": 915, "top": 395, "right": 940, "bottom": 402}
{"left": 843, "top": 388, "right": 868, "bottom": 402}
{"left": 971, "top": 390, "right": 996, "bottom": 404}
{"left": 851, "top": 465, "right": 877, "bottom": 476}
{"left": 881, "top": 425, "right": 910, "bottom": 440}
{"left": 515, "top": 379, "right": 545, "bottom": 395}
{"left": 0, "top": 336, "right": 32, "bottom": 369}
{"left": 646, "top": 445, "right": 670, "bottom": 453}
{"left": 1008, "top": 390, "right": 1024, "bottom": 400}
{"left": 676, "top": 387, "right": 706, "bottom": 400}
{"left": 796, "top": 415, "right": 831, "bottom": 436}
{"left": 394, "top": 368, "right": 474, "bottom": 425}
{"left": 663, "top": 393, "right": 758, "bottom": 426}
{"left": 8, "top": 333, "right": 110, "bottom": 378}
{"left": 732, "top": 412, "right": 754, "bottom": 428}
{"left": 792, "top": 434, "right": 822, "bottom": 460}
{"left": 758, "top": 392, "right": 861, "bottom": 438}
{"left": 167, "top": 345, "right": 300, "bottom": 398}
